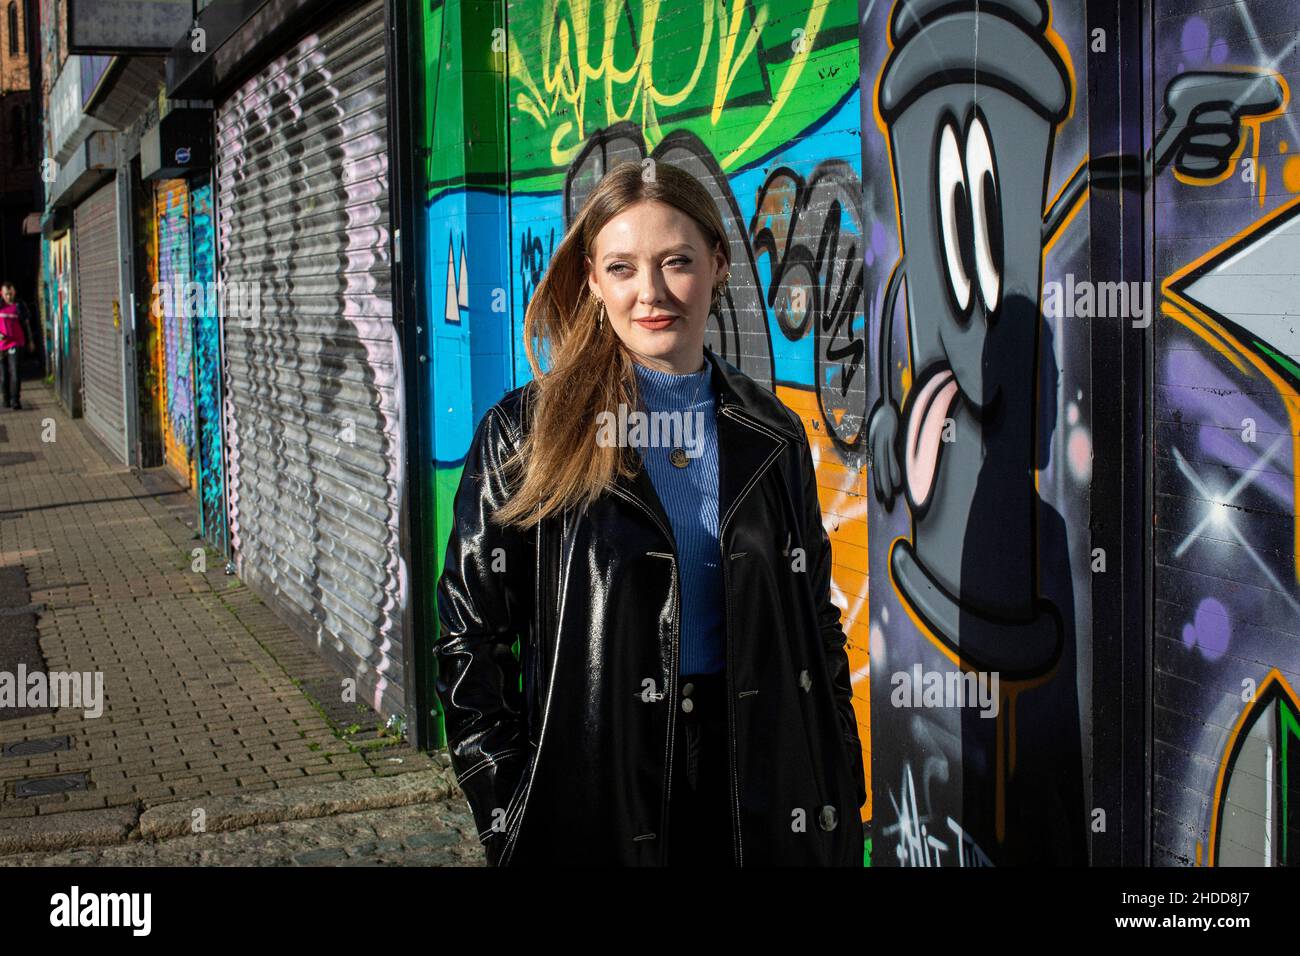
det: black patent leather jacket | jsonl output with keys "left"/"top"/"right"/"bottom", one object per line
{"left": 434, "top": 348, "right": 867, "bottom": 866}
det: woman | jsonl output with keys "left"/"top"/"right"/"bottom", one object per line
{"left": 434, "top": 160, "right": 866, "bottom": 867}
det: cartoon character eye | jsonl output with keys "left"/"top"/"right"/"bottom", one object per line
{"left": 937, "top": 121, "right": 973, "bottom": 314}
{"left": 965, "top": 114, "right": 1002, "bottom": 313}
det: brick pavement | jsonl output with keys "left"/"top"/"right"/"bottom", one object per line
{"left": 0, "top": 384, "right": 444, "bottom": 835}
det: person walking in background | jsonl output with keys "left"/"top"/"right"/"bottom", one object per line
{"left": 0, "top": 280, "right": 35, "bottom": 411}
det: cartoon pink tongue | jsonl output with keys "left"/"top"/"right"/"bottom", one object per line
{"left": 905, "top": 368, "right": 958, "bottom": 508}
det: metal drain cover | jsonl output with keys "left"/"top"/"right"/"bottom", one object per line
{"left": 3, "top": 736, "right": 71, "bottom": 757}
{"left": 14, "top": 772, "right": 89, "bottom": 797}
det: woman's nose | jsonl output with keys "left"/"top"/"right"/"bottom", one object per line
{"left": 637, "top": 271, "right": 664, "bottom": 303}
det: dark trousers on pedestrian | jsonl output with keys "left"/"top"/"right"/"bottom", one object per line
{"left": 0, "top": 347, "right": 19, "bottom": 407}
{"left": 668, "top": 670, "right": 733, "bottom": 866}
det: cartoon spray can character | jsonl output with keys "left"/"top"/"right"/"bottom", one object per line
{"left": 868, "top": 0, "right": 1071, "bottom": 678}
{"left": 868, "top": 0, "right": 1286, "bottom": 680}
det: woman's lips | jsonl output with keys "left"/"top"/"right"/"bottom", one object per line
{"left": 634, "top": 315, "right": 679, "bottom": 330}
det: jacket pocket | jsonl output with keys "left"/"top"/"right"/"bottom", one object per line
{"left": 839, "top": 726, "right": 867, "bottom": 811}
{"left": 802, "top": 612, "right": 864, "bottom": 836}
{"left": 497, "top": 742, "right": 539, "bottom": 866}
{"left": 792, "top": 666, "right": 831, "bottom": 816}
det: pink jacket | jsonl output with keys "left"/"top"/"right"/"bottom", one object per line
{"left": 0, "top": 302, "right": 29, "bottom": 350}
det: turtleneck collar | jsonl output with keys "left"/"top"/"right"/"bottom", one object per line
{"left": 632, "top": 357, "right": 714, "bottom": 411}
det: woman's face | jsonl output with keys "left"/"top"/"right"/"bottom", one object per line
{"left": 585, "top": 200, "right": 728, "bottom": 374}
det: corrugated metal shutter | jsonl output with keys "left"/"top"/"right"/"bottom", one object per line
{"left": 75, "top": 179, "right": 127, "bottom": 463}
{"left": 156, "top": 180, "right": 196, "bottom": 485}
{"left": 50, "top": 233, "right": 81, "bottom": 417}
{"left": 215, "top": 0, "right": 406, "bottom": 719}
{"left": 190, "top": 179, "right": 229, "bottom": 555}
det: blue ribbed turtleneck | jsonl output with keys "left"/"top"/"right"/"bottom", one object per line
{"left": 631, "top": 357, "right": 724, "bottom": 676}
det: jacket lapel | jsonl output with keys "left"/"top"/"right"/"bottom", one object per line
{"left": 608, "top": 348, "right": 801, "bottom": 549}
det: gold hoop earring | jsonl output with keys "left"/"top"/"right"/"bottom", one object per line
{"left": 596, "top": 298, "right": 605, "bottom": 329}
{"left": 714, "top": 271, "right": 731, "bottom": 306}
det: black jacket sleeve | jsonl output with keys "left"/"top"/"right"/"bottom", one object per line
{"left": 798, "top": 434, "right": 868, "bottom": 812}
{"left": 433, "top": 401, "right": 537, "bottom": 863}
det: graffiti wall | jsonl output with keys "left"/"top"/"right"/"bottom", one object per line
{"left": 44, "top": 232, "right": 80, "bottom": 416}
{"left": 133, "top": 176, "right": 200, "bottom": 486}
{"left": 154, "top": 178, "right": 197, "bottom": 487}
{"left": 863, "top": 0, "right": 1093, "bottom": 865}
{"left": 134, "top": 164, "right": 165, "bottom": 467}
{"left": 136, "top": 171, "right": 227, "bottom": 545}
{"left": 189, "top": 179, "right": 228, "bottom": 555}
{"left": 416, "top": 0, "right": 1300, "bottom": 864}
{"left": 421, "top": 0, "right": 514, "bottom": 593}
{"left": 39, "top": 239, "right": 51, "bottom": 378}
{"left": 1151, "top": 0, "right": 1300, "bottom": 867}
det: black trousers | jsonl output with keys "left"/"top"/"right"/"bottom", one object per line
{"left": 0, "top": 347, "right": 19, "bottom": 406}
{"left": 667, "top": 671, "right": 733, "bottom": 866}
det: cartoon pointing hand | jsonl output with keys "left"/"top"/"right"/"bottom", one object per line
{"left": 1154, "top": 71, "right": 1285, "bottom": 180}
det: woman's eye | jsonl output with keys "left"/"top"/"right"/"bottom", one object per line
{"left": 607, "top": 258, "right": 688, "bottom": 274}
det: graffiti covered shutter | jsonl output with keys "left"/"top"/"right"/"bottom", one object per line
{"left": 215, "top": 0, "right": 406, "bottom": 719}
{"left": 155, "top": 180, "right": 196, "bottom": 486}
{"left": 74, "top": 179, "right": 127, "bottom": 464}
{"left": 189, "top": 179, "right": 228, "bottom": 556}
{"left": 50, "top": 234, "right": 81, "bottom": 417}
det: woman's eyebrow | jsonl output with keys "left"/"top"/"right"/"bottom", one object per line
{"left": 601, "top": 244, "right": 694, "bottom": 261}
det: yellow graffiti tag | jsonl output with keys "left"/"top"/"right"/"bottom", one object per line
{"left": 507, "top": 0, "right": 828, "bottom": 170}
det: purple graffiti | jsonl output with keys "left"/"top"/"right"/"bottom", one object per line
{"left": 1181, "top": 18, "right": 1209, "bottom": 61}
{"left": 1162, "top": 348, "right": 1293, "bottom": 505}
{"left": 1181, "top": 598, "right": 1232, "bottom": 661}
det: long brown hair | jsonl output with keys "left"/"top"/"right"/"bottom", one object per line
{"left": 490, "top": 160, "right": 731, "bottom": 530}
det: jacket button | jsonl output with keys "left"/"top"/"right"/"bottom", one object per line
{"left": 799, "top": 670, "right": 811, "bottom": 692}
{"left": 681, "top": 698, "right": 694, "bottom": 713}
{"left": 682, "top": 682, "right": 695, "bottom": 698}
{"left": 818, "top": 805, "right": 838, "bottom": 831}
